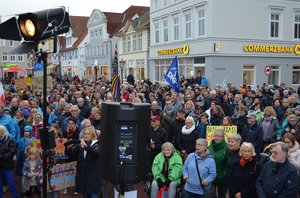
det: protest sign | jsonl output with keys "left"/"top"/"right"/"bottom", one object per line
{"left": 206, "top": 126, "right": 237, "bottom": 145}
{"left": 48, "top": 161, "right": 77, "bottom": 191}
{"left": 15, "top": 78, "right": 26, "bottom": 90}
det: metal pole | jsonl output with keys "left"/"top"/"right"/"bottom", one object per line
{"left": 41, "top": 50, "right": 48, "bottom": 198}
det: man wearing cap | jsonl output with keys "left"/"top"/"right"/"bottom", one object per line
{"left": 241, "top": 110, "right": 264, "bottom": 155}
{"left": 150, "top": 116, "right": 168, "bottom": 163}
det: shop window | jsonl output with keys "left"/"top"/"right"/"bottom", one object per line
{"left": 243, "top": 65, "right": 255, "bottom": 86}
{"left": 268, "top": 65, "right": 280, "bottom": 85}
{"left": 292, "top": 66, "right": 300, "bottom": 84}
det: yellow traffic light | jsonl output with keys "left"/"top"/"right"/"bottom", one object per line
{"left": 19, "top": 19, "right": 36, "bottom": 38}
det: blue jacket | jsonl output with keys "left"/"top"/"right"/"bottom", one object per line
{"left": 18, "top": 136, "right": 36, "bottom": 156}
{"left": 0, "top": 113, "right": 17, "bottom": 142}
{"left": 183, "top": 152, "right": 216, "bottom": 195}
{"left": 256, "top": 160, "right": 298, "bottom": 198}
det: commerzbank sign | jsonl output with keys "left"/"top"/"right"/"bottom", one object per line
{"left": 243, "top": 44, "right": 300, "bottom": 55}
{"left": 157, "top": 44, "right": 190, "bottom": 56}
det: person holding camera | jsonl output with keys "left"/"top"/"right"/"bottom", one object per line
{"left": 65, "top": 126, "right": 101, "bottom": 198}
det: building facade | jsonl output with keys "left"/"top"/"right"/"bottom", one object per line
{"left": 149, "top": 0, "right": 300, "bottom": 89}
{"left": 0, "top": 39, "right": 27, "bottom": 81}
{"left": 116, "top": 10, "right": 150, "bottom": 81}
{"left": 60, "top": 16, "right": 89, "bottom": 79}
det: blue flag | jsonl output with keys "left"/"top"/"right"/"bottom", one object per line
{"left": 164, "top": 56, "right": 180, "bottom": 93}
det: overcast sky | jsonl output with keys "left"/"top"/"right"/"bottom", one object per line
{"left": 0, "top": 0, "right": 150, "bottom": 21}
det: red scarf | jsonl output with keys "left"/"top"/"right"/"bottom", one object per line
{"left": 66, "top": 127, "right": 76, "bottom": 140}
{"left": 239, "top": 156, "right": 253, "bottom": 166}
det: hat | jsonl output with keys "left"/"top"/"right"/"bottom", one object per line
{"left": 296, "top": 105, "right": 300, "bottom": 111}
{"left": 24, "top": 125, "right": 32, "bottom": 132}
{"left": 3, "top": 107, "right": 11, "bottom": 113}
{"left": 178, "top": 109, "right": 186, "bottom": 114}
{"left": 151, "top": 116, "right": 160, "bottom": 122}
{"left": 246, "top": 110, "right": 256, "bottom": 118}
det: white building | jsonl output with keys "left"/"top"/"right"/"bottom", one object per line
{"left": 149, "top": 0, "right": 300, "bottom": 89}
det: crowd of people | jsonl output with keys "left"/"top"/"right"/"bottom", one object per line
{"left": 0, "top": 74, "right": 300, "bottom": 198}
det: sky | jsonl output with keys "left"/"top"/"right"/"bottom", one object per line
{"left": 0, "top": 0, "right": 150, "bottom": 21}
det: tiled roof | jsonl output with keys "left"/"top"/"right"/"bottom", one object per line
{"left": 103, "top": 12, "right": 123, "bottom": 35}
{"left": 60, "top": 16, "right": 88, "bottom": 52}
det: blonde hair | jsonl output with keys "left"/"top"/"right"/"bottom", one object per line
{"left": 83, "top": 126, "right": 97, "bottom": 140}
{"left": 27, "top": 147, "right": 40, "bottom": 159}
{"left": 239, "top": 142, "right": 256, "bottom": 156}
{"left": 264, "top": 106, "right": 277, "bottom": 117}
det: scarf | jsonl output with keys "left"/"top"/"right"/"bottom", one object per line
{"left": 164, "top": 106, "right": 175, "bottom": 116}
{"left": 0, "top": 135, "right": 6, "bottom": 143}
{"left": 182, "top": 125, "right": 195, "bottom": 135}
{"left": 66, "top": 127, "right": 77, "bottom": 140}
{"left": 239, "top": 156, "right": 253, "bottom": 166}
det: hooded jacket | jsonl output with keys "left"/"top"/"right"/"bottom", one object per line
{"left": 151, "top": 150, "right": 182, "bottom": 184}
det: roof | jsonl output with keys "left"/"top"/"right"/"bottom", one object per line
{"left": 60, "top": 16, "right": 89, "bottom": 52}
{"left": 103, "top": 12, "right": 123, "bottom": 35}
{"left": 113, "top": 6, "right": 149, "bottom": 35}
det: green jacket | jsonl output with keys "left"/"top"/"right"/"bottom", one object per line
{"left": 208, "top": 140, "right": 229, "bottom": 184}
{"left": 151, "top": 150, "right": 183, "bottom": 184}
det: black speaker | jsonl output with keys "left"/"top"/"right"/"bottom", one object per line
{"left": 100, "top": 102, "right": 151, "bottom": 184}
{"left": 39, "top": 128, "right": 56, "bottom": 150}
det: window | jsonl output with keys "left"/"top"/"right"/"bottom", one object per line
{"left": 243, "top": 65, "right": 255, "bottom": 85}
{"left": 268, "top": 65, "right": 280, "bottom": 85}
{"left": 18, "top": 54, "right": 23, "bottom": 62}
{"left": 138, "top": 33, "right": 142, "bottom": 50}
{"left": 292, "top": 66, "right": 300, "bottom": 84}
{"left": 198, "top": 10, "right": 205, "bottom": 37}
{"left": 97, "top": 46, "right": 100, "bottom": 56}
{"left": 164, "top": 0, "right": 167, "bottom": 6}
{"left": 270, "top": 13, "right": 280, "bottom": 38}
{"left": 2, "top": 52, "right": 8, "bottom": 62}
{"left": 95, "top": 30, "right": 98, "bottom": 37}
{"left": 122, "top": 37, "right": 127, "bottom": 53}
{"left": 154, "top": 0, "right": 159, "bottom": 10}
{"left": 163, "top": 20, "right": 169, "bottom": 42}
{"left": 9, "top": 40, "right": 13, "bottom": 47}
{"left": 10, "top": 54, "right": 16, "bottom": 62}
{"left": 101, "top": 45, "right": 104, "bottom": 55}
{"left": 136, "top": 60, "right": 145, "bottom": 80}
{"left": 105, "top": 44, "right": 108, "bottom": 55}
{"left": 294, "top": 15, "right": 300, "bottom": 39}
{"left": 185, "top": 13, "right": 191, "bottom": 39}
{"left": 99, "top": 28, "right": 102, "bottom": 38}
{"left": 91, "top": 31, "right": 93, "bottom": 38}
{"left": 127, "top": 35, "right": 131, "bottom": 52}
{"left": 154, "top": 22, "right": 160, "bottom": 44}
{"left": 132, "top": 34, "right": 137, "bottom": 51}
{"left": 173, "top": 17, "right": 179, "bottom": 41}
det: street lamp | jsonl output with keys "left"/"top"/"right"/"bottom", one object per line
{"left": 119, "top": 59, "right": 126, "bottom": 84}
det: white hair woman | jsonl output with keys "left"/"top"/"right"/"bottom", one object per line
{"left": 177, "top": 116, "right": 199, "bottom": 157}
{"left": 229, "top": 142, "right": 259, "bottom": 198}
{"left": 151, "top": 142, "right": 182, "bottom": 198}
{"left": 0, "top": 125, "right": 18, "bottom": 198}
{"left": 182, "top": 138, "right": 216, "bottom": 197}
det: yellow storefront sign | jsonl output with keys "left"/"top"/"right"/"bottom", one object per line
{"left": 157, "top": 44, "right": 190, "bottom": 56}
{"left": 243, "top": 44, "right": 300, "bottom": 55}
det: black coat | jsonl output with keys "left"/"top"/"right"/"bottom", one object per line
{"left": 241, "top": 123, "right": 264, "bottom": 154}
{"left": 0, "top": 136, "right": 17, "bottom": 170}
{"left": 229, "top": 159, "right": 259, "bottom": 198}
{"left": 68, "top": 140, "right": 101, "bottom": 194}
{"left": 170, "top": 118, "right": 185, "bottom": 147}
{"left": 151, "top": 127, "right": 168, "bottom": 162}
{"left": 256, "top": 160, "right": 299, "bottom": 198}
{"left": 177, "top": 127, "right": 199, "bottom": 154}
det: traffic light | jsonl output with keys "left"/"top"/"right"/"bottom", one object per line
{"left": 67, "top": 66, "right": 72, "bottom": 70}
{"left": 0, "top": 7, "right": 70, "bottom": 42}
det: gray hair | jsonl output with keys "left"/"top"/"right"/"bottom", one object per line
{"left": 272, "top": 141, "right": 289, "bottom": 154}
{"left": 214, "top": 128, "right": 225, "bottom": 136}
{"left": 161, "top": 142, "right": 176, "bottom": 154}
{"left": 228, "top": 133, "right": 242, "bottom": 144}
{"left": 0, "top": 125, "right": 10, "bottom": 139}
{"left": 239, "top": 142, "right": 256, "bottom": 156}
{"left": 81, "top": 119, "right": 91, "bottom": 128}
{"left": 186, "top": 116, "right": 195, "bottom": 125}
{"left": 196, "top": 138, "right": 208, "bottom": 148}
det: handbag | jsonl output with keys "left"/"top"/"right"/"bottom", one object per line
{"left": 195, "top": 155, "right": 217, "bottom": 198}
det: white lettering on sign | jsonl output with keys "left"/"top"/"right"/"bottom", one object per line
{"left": 167, "top": 71, "right": 177, "bottom": 84}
